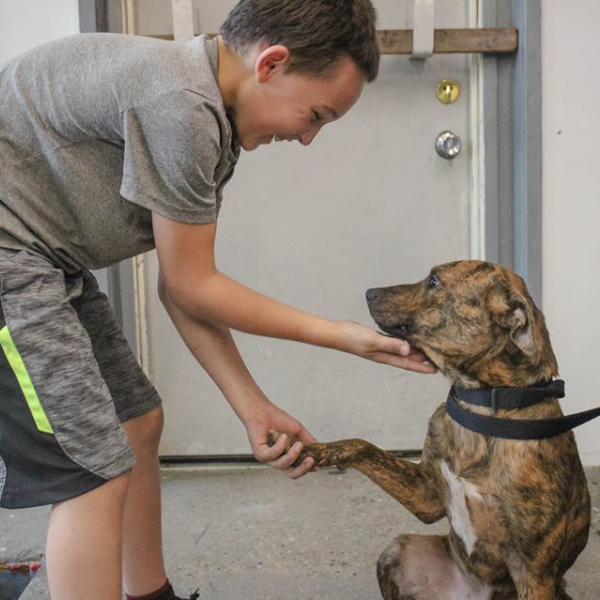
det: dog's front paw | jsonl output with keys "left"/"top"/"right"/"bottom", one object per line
{"left": 300, "top": 439, "right": 368, "bottom": 469}
{"left": 267, "top": 429, "right": 282, "bottom": 448}
{"left": 267, "top": 429, "right": 300, "bottom": 451}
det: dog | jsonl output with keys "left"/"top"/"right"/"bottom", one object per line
{"left": 274, "top": 260, "right": 591, "bottom": 600}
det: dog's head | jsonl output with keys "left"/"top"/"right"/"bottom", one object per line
{"left": 366, "top": 260, "right": 558, "bottom": 388}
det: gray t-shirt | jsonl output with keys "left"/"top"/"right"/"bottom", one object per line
{"left": 0, "top": 33, "right": 240, "bottom": 273}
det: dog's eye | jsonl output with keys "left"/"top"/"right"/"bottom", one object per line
{"left": 428, "top": 275, "right": 440, "bottom": 288}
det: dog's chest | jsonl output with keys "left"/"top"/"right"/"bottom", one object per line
{"left": 440, "top": 461, "right": 484, "bottom": 555}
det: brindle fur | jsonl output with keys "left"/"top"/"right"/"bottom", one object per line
{"left": 272, "top": 261, "right": 591, "bottom": 600}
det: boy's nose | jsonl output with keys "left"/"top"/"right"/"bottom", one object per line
{"left": 299, "top": 126, "right": 322, "bottom": 146}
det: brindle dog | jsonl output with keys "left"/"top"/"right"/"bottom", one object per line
{"left": 275, "top": 260, "right": 591, "bottom": 600}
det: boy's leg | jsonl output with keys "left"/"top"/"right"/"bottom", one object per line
{"left": 0, "top": 253, "right": 166, "bottom": 597}
{"left": 0, "top": 252, "right": 139, "bottom": 599}
{"left": 46, "top": 470, "right": 132, "bottom": 600}
{"left": 66, "top": 269, "right": 169, "bottom": 594}
{"left": 121, "top": 406, "right": 169, "bottom": 595}
{"left": 46, "top": 408, "right": 169, "bottom": 600}
{"left": 0, "top": 255, "right": 173, "bottom": 597}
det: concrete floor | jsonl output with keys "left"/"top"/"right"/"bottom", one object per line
{"left": 2, "top": 464, "right": 599, "bottom": 600}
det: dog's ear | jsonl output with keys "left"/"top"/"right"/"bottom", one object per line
{"left": 504, "top": 298, "right": 537, "bottom": 356}
{"left": 487, "top": 286, "right": 538, "bottom": 357}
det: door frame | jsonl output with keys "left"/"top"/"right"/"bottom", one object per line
{"left": 480, "top": 0, "right": 543, "bottom": 304}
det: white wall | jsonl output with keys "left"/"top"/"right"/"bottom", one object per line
{"left": 542, "top": 1, "right": 600, "bottom": 465}
{"left": 0, "top": 0, "right": 79, "bottom": 63}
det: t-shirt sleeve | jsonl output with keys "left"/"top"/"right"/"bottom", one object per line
{"left": 120, "top": 90, "right": 224, "bottom": 223}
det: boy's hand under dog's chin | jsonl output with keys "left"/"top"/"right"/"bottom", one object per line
{"left": 335, "top": 321, "right": 436, "bottom": 374}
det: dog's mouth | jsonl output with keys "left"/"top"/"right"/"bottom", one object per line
{"left": 366, "top": 291, "right": 435, "bottom": 364}
{"left": 376, "top": 323, "right": 436, "bottom": 366}
{"left": 379, "top": 323, "right": 413, "bottom": 338}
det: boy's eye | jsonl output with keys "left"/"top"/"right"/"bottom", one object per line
{"left": 312, "top": 110, "right": 323, "bottom": 123}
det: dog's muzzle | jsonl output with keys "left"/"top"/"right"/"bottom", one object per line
{"left": 366, "top": 289, "right": 415, "bottom": 339}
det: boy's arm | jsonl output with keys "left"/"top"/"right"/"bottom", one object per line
{"left": 158, "top": 277, "right": 316, "bottom": 478}
{"left": 152, "top": 213, "right": 434, "bottom": 373}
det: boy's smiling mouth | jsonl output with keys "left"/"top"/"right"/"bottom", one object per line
{"left": 272, "top": 135, "right": 299, "bottom": 143}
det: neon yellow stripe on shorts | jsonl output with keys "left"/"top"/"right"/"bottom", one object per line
{"left": 0, "top": 325, "right": 54, "bottom": 434}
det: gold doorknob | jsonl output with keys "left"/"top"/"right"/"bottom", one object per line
{"left": 436, "top": 79, "right": 460, "bottom": 104}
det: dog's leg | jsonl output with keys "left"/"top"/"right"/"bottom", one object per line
{"left": 553, "top": 578, "right": 572, "bottom": 600}
{"left": 266, "top": 431, "right": 443, "bottom": 522}
{"left": 300, "top": 439, "right": 445, "bottom": 523}
{"left": 515, "top": 578, "right": 557, "bottom": 600}
{"left": 505, "top": 568, "right": 561, "bottom": 600}
{"left": 377, "top": 534, "right": 495, "bottom": 600}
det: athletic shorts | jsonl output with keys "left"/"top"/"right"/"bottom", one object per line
{"left": 0, "top": 249, "right": 162, "bottom": 509}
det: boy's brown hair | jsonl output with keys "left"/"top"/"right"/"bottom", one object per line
{"left": 220, "top": 0, "right": 380, "bottom": 82}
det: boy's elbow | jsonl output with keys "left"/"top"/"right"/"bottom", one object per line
{"left": 157, "top": 274, "right": 190, "bottom": 314}
{"left": 157, "top": 275, "right": 169, "bottom": 304}
{"left": 157, "top": 271, "right": 213, "bottom": 320}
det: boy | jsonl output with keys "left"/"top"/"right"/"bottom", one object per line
{"left": 0, "top": 1, "right": 434, "bottom": 598}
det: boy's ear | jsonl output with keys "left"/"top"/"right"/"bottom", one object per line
{"left": 255, "top": 45, "right": 291, "bottom": 83}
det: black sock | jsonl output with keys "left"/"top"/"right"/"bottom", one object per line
{"left": 125, "top": 579, "right": 175, "bottom": 600}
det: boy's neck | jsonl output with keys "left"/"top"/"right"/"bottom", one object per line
{"left": 216, "top": 36, "right": 254, "bottom": 113}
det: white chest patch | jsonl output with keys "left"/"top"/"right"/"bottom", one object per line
{"left": 441, "top": 461, "right": 481, "bottom": 555}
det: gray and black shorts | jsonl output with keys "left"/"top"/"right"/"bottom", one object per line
{"left": 0, "top": 249, "right": 162, "bottom": 509}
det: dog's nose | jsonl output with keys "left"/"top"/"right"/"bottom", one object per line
{"left": 366, "top": 288, "right": 383, "bottom": 303}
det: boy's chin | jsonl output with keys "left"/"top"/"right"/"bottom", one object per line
{"left": 239, "top": 135, "right": 274, "bottom": 151}
{"left": 239, "top": 138, "right": 260, "bottom": 151}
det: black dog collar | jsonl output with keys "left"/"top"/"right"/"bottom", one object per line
{"left": 446, "top": 379, "right": 600, "bottom": 439}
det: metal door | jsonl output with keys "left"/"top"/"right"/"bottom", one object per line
{"left": 132, "top": 0, "right": 481, "bottom": 456}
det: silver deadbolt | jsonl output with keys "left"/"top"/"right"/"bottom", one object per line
{"left": 435, "top": 131, "right": 462, "bottom": 159}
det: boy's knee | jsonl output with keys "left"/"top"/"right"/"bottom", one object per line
{"left": 52, "top": 469, "right": 132, "bottom": 515}
{"left": 123, "top": 406, "right": 164, "bottom": 460}
{"left": 108, "top": 469, "right": 133, "bottom": 500}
